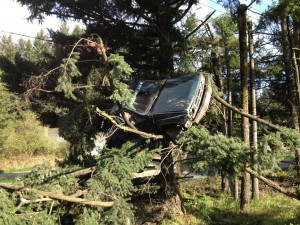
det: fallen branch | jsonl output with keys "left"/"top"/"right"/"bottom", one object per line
{"left": 245, "top": 168, "right": 300, "bottom": 201}
{"left": 13, "top": 191, "right": 53, "bottom": 208}
{"left": 213, "top": 93, "right": 280, "bottom": 130}
{"left": 67, "top": 166, "right": 97, "bottom": 177}
{"left": 95, "top": 107, "right": 164, "bottom": 139}
{"left": 0, "top": 182, "right": 114, "bottom": 208}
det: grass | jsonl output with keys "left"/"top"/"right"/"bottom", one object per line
{"left": 161, "top": 178, "right": 300, "bottom": 225}
{"left": 0, "top": 154, "right": 64, "bottom": 171}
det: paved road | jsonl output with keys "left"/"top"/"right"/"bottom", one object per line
{"left": 0, "top": 172, "right": 31, "bottom": 180}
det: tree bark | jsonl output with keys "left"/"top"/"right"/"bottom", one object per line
{"left": 159, "top": 146, "right": 183, "bottom": 213}
{"left": 213, "top": 93, "right": 280, "bottom": 130}
{"left": 247, "top": 20, "right": 259, "bottom": 200}
{"left": 238, "top": 4, "right": 251, "bottom": 213}
{"left": 156, "top": 12, "right": 174, "bottom": 77}
{"left": 0, "top": 183, "right": 114, "bottom": 208}
{"left": 206, "top": 23, "right": 227, "bottom": 136}
{"left": 282, "top": 12, "right": 300, "bottom": 178}
{"left": 245, "top": 168, "right": 300, "bottom": 201}
{"left": 292, "top": 17, "right": 300, "bottom": 178}
{"left": 95, "top": 108, "right": 163, "bottom": 139}
{"left": 281, "top": 12, "right": 299, "bottom": 130}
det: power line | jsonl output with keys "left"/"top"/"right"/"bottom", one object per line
{"left": 248, "top": 7, "right": 263, "bottom": 16}
{"left": 199, "top": 1, "right": 261, "bottom": 22}
{"left": 0, "top": 30, "right": 53, "bottom": 42}
{"left": 198, "top": 2, "right": 228, "bottom": 15}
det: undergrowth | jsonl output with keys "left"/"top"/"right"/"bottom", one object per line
{"left": 162, "top": 178, "right": 300, "bottom": 225}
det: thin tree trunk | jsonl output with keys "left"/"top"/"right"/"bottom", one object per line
{"left": 221, "top": 27, "right": 233, "bottom": 138}
{"left": 206, "top": 23, "right": 230, "bottom": 192}
{"left": 245, "top": 168, "right": 300, "bottom": 201}
{"left": 221, "top": 26, "right": 237, "bottom": 198}
{"left": 292, "top": 18, "right": 300, "bottom": 178}
{"left": 206, "top": 23, "right": 227, "bottom": 136}
{"left": 281, "top": 12, "right": 299, "bottom": 130}
{"left": 247, "top": 20, "right": 259, "bottom": 200}
{"left": 282, "top": 13, "right": 300, "bottom": 178}
{"left": 238, "top": 4, "right": 251, "bottom": 213}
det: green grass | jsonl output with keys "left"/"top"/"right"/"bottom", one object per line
{"left": 0, "top": 167, "right": 32, "bottom": 174}
{"left": 162, "top": 178, "right": 300, "bottom": 225}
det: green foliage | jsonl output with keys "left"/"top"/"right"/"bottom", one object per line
{"left": 179, "top": 125, "right": 247, "bottom": 176}
{"left": 0, "top": 141, "right": 152, "bottom": 225}
{"left": 0, "top": 142, "right": 151, "bottom": 225}
{"left": 177, "top": 179, "right": 300, "bottom": 225}
{"left": 109, "top": 79, "right": 134, "bottom": 108}
{"left": 108, "top": 54, "right": 133, "bottom": 79}
{"left": 257, "top": 127, "right": 300, "bottom": 173}
{"left": 0, "top": 111, "right": 65, "bottom": 157}
{"left": 180, "top": 124, "right": 300, "bottom": 176}
{"left": 0, "top": 189, "right": 23, "bottom": 225}
{"left": 56, "top": 52, "right": 82, "bottom": 100}
{"left": 0, "top": 83, "right": 26, "bottom": 129}
{"left": 107, "top": 54, "right": 134, "bottom": 108}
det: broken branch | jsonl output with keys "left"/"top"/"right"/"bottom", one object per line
{"left": 213, "top": 92, "right": 280, "bottom": 130}
{"left": 245, "top": 168, "right": 300, "bottom": 201}
{"left": 0, "top": 182, "right": 114, "bottom": 208}
{"left": 95, "top": 107, "right": 164, "bottom": 139}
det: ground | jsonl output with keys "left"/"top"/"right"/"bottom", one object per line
{"left": 0, "top": 154, "right": 62, "bottom": 171}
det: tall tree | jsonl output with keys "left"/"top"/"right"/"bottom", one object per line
{"left": 238, "top": 3, "right": 251, "bottom": 212}
{"left": 247, "top": 20, "right": 259, "bottom": 200}
{"left": 16, "top": 0, "right": 198, "bottom": 77}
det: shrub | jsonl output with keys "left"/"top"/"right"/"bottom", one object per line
{"left": 0, "top": 111, "right": 68, "bottom": 157}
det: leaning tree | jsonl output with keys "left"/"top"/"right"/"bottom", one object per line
{"left": 1, "top": 0, "right": 210, "bottom": 223}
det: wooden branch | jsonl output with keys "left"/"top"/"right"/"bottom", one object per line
{"left": 0, "top": 182, "right": 113, "bottom": 208}
{"left": 245, "top": 168, "right": 300, "bottom": 201}
{"left": 185, "top": 10, "right": 216, "bottom": 39}
{"left": 213, "top": 92, "right": 280, "bottom": 130}
{"left": 95, "top": 107, "right": 164, "bottom": 139}
{"left": 67, "top": 166, "right": 97, "bottom": 177}
{"left": 15, "top": 193, "right": 53, "bottom": 208}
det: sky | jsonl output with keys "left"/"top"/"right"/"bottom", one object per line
{"left": 0, "top": 0, "right": 275, "bottom": 42}
{"left": 0, "top": 0, "right": 79, "bottom": 41}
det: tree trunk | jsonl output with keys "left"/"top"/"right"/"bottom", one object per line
{"left": 247, "top": 20, "right": 259, "bottom": 200}
{"left": 206, "top": 23, "right": 227, "bottom": 136}
{"left": 281, "top": 12, "right": 299, "bottom": 130}
{"left": 292, "top": 17, "right": 300, "bottom": 178}
{"left": 245, "top": 168, "right": 300, "bottom": 201}
{"left": 206, "top": 23, "right": 230, "bottom": 192}
{"left": 221, "top": 26, "right": 237, "bottom": 198}
{"left": 159, "top": 147, "right": 183, "bottom": 213}
{"left": 238, "top": 4, "right": 251, "bottom": 213}
{"left": 221, "top": 27, "right": 233, "bottom": 138}
{"left": 157, "top": 13, "right": 174, "bottom": 78}
{"left": 282, "top": 13, "right": 300, "bottom": 178}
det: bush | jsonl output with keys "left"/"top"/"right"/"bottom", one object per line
{"left": 0, "top": 111, "right": 69, "bottom": 157}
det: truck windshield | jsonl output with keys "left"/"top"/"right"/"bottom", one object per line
{"left": 152, "top": 74, "right": 201, "bottom": 113}
{"left": 129, "top": 81, "right": 161, "bottom": 114}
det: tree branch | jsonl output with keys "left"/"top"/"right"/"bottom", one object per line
{"left": 95, "top": 108, "right": 164, "bottom": 139}
{"left": 245, "top": 168, "right": 300, "bottom": 200}
{"left": 213, "top": 92, "right": 280, "bottom": 130}
{"left": 185, "top": 10, "right": 216, "bottom": 39}
{"left": 0, "top": 183, "right": 114, "bottom": 208}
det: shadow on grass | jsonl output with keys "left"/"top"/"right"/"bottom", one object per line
{"left": 185, "top": 201, "right": 300, "bottom": 225}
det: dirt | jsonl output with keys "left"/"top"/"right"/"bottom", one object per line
{"left": 0, "top": 154, "right": 63, "bottom": 171}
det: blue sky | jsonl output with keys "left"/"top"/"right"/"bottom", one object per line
{"left": 0, "top": 0, "right": 275, "bottom": 41}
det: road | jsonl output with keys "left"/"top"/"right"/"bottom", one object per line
{"left": 0, "top": 172, "right": 31, "bottom": 180}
